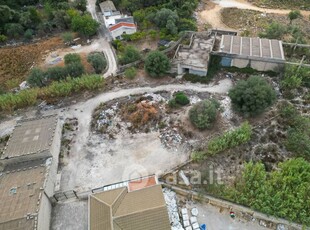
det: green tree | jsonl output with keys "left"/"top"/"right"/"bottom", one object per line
{"left": 27, "top": 68, "right": 46, "bottom": 87}
{"left": 71, "top": 14, "right": 99, "bottom": 37}
{"left": 64, "top": 53, "right": 81, "bottom": 65}
{"left": 175, "top": 92, "right": 189, "bottom": 105}
{"left": 231, "top": 158, "right": 310, "bottom": 225}
{"left": 229, "top": 76, "right": 276, "bottom": 117}
{"left": 119, "top": 46, "right": 141, "bottom": 65}
{"left": 87, "top": 52, "right": 107, "bottom": 74}
{"left": 72, "top": 0, "right": 87, "bottom": 12}
{"left": 154, "top": 8, "right": 178, "bottom": 28}
{"left": 288, "top": 10, "right": 301, "bottom": 24}
{"left": 0, "top": 35, "right": 7, "bottom": 42}
{"left": 178, "top": 18, "right": 197, "bottom": 31}
{"left": 189, "top": 99, "right": 219, "bottom": 130}
{"left": 144, "top": 51, "right": 170, "bottom": 77}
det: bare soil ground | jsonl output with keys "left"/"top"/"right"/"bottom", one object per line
{"left": 221, "top": 8, "right": 310, "bottom": 41}
{"left": 0, "top": 36, "right": 64, "bottom": 85}
{"left": 247, "top": 0, "right": 310, "bottom": 10}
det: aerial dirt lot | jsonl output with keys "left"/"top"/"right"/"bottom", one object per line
{"left": 0, "top": 36, "right": 64, "bottom": 85}
{"left": 55, "top": 78, "right": 233, "bottom": 191}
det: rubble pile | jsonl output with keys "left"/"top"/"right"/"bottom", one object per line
{"left": 159, "top": 127, "right": 183, "bottom": 149}
{"left": 96, "top": 103, "right": 119, "bottom": 130}
{"left": 220, "top": 96, "right": 233, "bottom": 120}
{"left": 163, "top": 188, "right": 184, "bottom": 230}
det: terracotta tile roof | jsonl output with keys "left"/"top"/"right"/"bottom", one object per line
{"left": 128, "top": 176, "right": 157, "bottom": 192}
{"left": 109, "top": 22, "right": 136, "bottom": 32}
{"left": 89, "top": 185, "right": 170, "bottom": 230}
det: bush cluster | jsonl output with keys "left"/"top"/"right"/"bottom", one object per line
{"left": 189, "top": 99, "right": 220, "bottom": 130}
{"left": 229, "top": 76, "right": 276, "bottom": 117}
{"left": 192, "top": 122, "right": 252, "bottom": 161}
{"left": 0, "top": 75, "right": 104, "bottom": 112}
{"left": 87, "top": 52, "right": 107, "bottom": 74}
{"left": 27, "top": 53, "right": 84, "bottom": 87}
{"left": 168, "top": 92, "right": 190, "bottom": 108}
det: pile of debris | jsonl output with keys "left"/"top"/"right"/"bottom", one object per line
{"left": 96, "top": 103, "right": 119, "bottom": 131}
{"left": 163, "top": 188, "right": 184, "bottom": 230}
{"left": 159, "top": 127, "right": 183, "bottom": 149}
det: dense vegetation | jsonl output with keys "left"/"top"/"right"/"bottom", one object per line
{"left": 87, "top": 52, "right": 107, "bottom": 74}
{"left": 0, "top": 0, "right": 98, "bottom": 42}
{"left": 189, "top": 99, "right": 220, "bottom": 130}
{"left": 27, "top": 53, "right": 85, "bottom": 87}
{"left": 100, "top": 0, "right": 198, "bottom": 40}
{"left": 229, "top": 76, "right": 276, "bottom": 117}
{"left": 225, "top": 158, "right": 310, "bottom": 225}
{"left": 0, "top": 75, "right": 104, "bottom": 112}
{"left": 249, "top": 0, "right": 310, "bottom": 10}
{"left": 144, "top": 51, "right": 170, "bottom": 77}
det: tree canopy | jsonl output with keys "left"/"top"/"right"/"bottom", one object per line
{"left": 229, "top": 76, "right": 276, "bottom": 117}
{"left": 228, "top": 158, "right": 310, "bottom": 226}
{"left": 144, "top": 51, "right": 170, "bottom": 77}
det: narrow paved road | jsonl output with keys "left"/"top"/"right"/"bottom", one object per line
{"left": 199, "top": 0, "right": 310, "bottom": 30}
{"left": 86, "top": 0, "right": 118, "bottom": 77}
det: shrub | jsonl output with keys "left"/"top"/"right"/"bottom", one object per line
{"left": 0, "top": 89, "right": 38, "bottom": 112}
{"left": 183, "top": 73, "right": 210, "bottom": 84}
{"left": 62, "top": 32, "right": 74, "bottom": 44}
{"left": 119, "top": 46, "right": 141, "bottom": 65}
{"left": 87, "top": 52, "right": 107, "bottom": 74}
{"left": 0, "top": 34, "right": 7, "bottom": 42}
{"left": 124, "top": 67, "right": 137, "bottom": 79}
{"left": 189, "top": 99, "right": 219, "bottom": 130}
{"left": 207, "top": 122, "right": 252, "bottom": 155}
{"left": 24, "top": 29, "right": 33, "bottom": 40}
{"left": 259, "top": 22, "right": 286, "bottom": 39}
{"left": 144, "top": 51, "right": 170, "bottom": 77}
{"left": 64, "top": 53, "right": 81, "bottom": 65}
{"left": 27, "top": 68, "right": 46, "bottom": 87}
{"left": 65, "top": 62, "right": 85, "bottom": 78}
{"left": 45, "top": 66, "right": 68, "bottom": 81}
{"left": 229, "top": 76, "right": 276, "bottom": 117}
{"left": 175, "top": 92, "right": 189, "bottom": 105}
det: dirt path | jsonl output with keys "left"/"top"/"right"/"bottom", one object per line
{"left": 199, "top": 0, "right": 310, "bottom": 30}
{"left": 54, "top": 79, "right": 232, "bottom": 190}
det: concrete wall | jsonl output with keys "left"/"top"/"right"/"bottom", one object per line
{"left": 111, "top": 27, "right": 137, "bottom": 40}
{"left": 189, "top": 69, "right": 207, "bottom": 76}
{"left": 0, "top": 150, "right": 51, "bottom": 170}
{"left": 104, "top": 15, "right": 122, "bottom": 27}
{"left": 230, "top": 58, "right": 283, "bottom": 72}
{"left": 45, "top": 119, "right": 62, "bottom": 197}
{"left": 177, "top": 64, "right": 208, "bottom": 76}
{"left": 231, "top": 58, "right": 249, "bottom": 68}
{"left": 37, "top": 193, "right": 52, "bottom": 230}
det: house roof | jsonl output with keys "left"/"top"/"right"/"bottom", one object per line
{"left": 99, "top": 1, "right": 116, "bottom": 13}
{"left": 115, "top": 17, "right": 134, "bottom": 24}
{"left": 109, "top": 22, "right": 136, "bottom": 32}
{"left": 0, "top": 165, "right": 47, "bottom": 230}
{"left": 128, "top": 176, "right": 157, "bottom": 192}
{"left": 1, "top": 115, "right": 58, "bottom": 160}
{"left": 89, "top": 185, "right": 170, "bottom": 230}
{"left": 219, "top": 35, "right": 285, "bottom": 61}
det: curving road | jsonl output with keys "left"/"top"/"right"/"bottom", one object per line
{"left": 86, "top": 0, "right": 118, "bottom": 77}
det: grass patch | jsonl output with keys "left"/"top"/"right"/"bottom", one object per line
{"left": 0, "top": 75, "right": 105, "bottom": 112}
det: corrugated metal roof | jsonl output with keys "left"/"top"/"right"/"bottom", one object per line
{"left": 219, "top": 35, "right": 285, "bottom": 60}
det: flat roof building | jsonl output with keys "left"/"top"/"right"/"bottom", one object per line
{"left": 0, "top": 163, "right": 51, "bottom": 230}
{"left": 89, "top": 184, "right": 170, "bottom": 230}
{"left": 0, "top": 115, "right": 62, "bottom": 230}
{"left": 0, "top": 115, "right": 60, "bottom": 168}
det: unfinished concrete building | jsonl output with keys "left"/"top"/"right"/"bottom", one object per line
{"left": 173, "top": 32, "right": 216, "bottom": 76}
{"left": 215, "top": 35, "right": 285, "bottom": 71}
{"left": 0, "top": 115, "right": 62, "bottom": 230}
